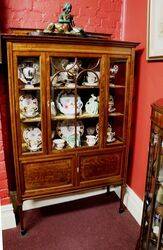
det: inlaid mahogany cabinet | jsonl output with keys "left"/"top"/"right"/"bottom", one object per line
{"left": 2, "top": 30, "right": 138, "bottom": 234}
{"left": 138, "top": 99, "right": 163, "bottom": 249}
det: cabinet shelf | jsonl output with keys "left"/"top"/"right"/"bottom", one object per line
{"left": 20, "top": 87, "right": 40, "bottom": 91}
{"left": 51, "top": 113, "right": 99, "bottom": 120}
{"left": 106, "top": 139, "right": 123, "bottom": 146}
{"left": 109, "top": 112, "right": 124, "bottom": 116}
{"left": 51, "top": 85, "right": 99, "bottom": 89}
{"left": 20, "top": 116, "right": 41, "bottom": 122}
{"left": 109, "top": 84, "right": 125, "bottom": 88}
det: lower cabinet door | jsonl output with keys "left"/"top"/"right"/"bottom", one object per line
{"left": 21, "top": 156, "right": 76, "bottom": 197}
{"left": 78, "top": 148, "right": 124, "bottom": 187}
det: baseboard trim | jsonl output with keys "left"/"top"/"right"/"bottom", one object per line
{"left": 1, "top": 204, "right": 16, "bottom": 230}
{"left": 2, "top": 185, "right": 143, "bottom": 230}
{"left": 113, "top": 185, "right": 143, "bottom": 225}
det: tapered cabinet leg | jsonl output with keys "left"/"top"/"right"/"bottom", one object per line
{"left": 119, "top": 184, "right": 126, "bottom": 213}
{"left": 107, "top": 186, "right": 110, "bottom": 194}
{"left": 18, "top": 205, "right": 27, "bottom": 236}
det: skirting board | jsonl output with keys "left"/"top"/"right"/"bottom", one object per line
{"left": 1, "top": 185, "right": 143, "bottom": 230}
{"left": 1, "top": 204, "right": 16, "bottom": 230}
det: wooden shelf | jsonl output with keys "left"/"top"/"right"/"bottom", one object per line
{"left": 21, "top": 116, "right": 41, "bottom": 122}
{"left": 52, "top": 86, "right": 75, "bottom": 90}
{"left": 51, "top": 113, "right": 99, "bottom": 120}
{"left": 77, "top": 85, "right": 99, "bottom": 89}
{"left": 78, "top": 113, "right": 99, "bottom": 119}
{"left": 109, "top": 84, "right": 125, "bottom": 88}
{"left": 51, "top": 85, "right": 99, "bottom": 89}
{"left": 20, "top": 87, "right": 40, "bottom": 91}
{"left": 106, "top": 139, "right": 123, "bottom": 145}
{"left": 109, "top": 112, "right": 124, "bottom": 116}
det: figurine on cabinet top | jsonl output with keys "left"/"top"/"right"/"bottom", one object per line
{"left": 44, "top": 3, "right": 84, "bottom": 35}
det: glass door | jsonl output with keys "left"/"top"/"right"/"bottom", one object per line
{"left": 48, "top": 55, "right": 101, "bottom": 152}
{"left": 106, "top": 56, "right": 130, "bottom": 146}
{"left": 14, "top": 54, "right": 45, "bottom": 155}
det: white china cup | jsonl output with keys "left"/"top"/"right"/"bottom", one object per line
{"left": 53, "top": 139, "right": 65, "bottom": 150}
{"left": 86, "top": 135, "right": 98, "bottom": 146}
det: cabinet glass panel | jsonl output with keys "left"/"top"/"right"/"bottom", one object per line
{"left": 50, "top": 57, "right": 100, "bottom": 151}
{"left": 107, "top": 58, "right": 127, "bottom": 145}
{"left": 141, "top": 125, "right": 163, "bottom": 249}
{"left": 17, "top": 56, "right": 42, "bottom": 153}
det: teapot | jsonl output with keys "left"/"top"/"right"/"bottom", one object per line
{"left": 56, "top": 91, "right": 83, "bottom": 116}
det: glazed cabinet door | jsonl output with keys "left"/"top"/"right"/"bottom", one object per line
{"left": 12, "top": 52, "right": 47, "bottom": 156}
{"left": 46, "top": 54, "right": 105, "bottom": 153}
{"left": 104, "top": 55, "right": 131, "bottom": 147}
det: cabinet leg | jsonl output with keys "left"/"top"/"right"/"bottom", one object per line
{"left": 18, "top": 205, "right": 27, "bottom": 236}
{"left": 119, "top": 184, "right": 126, "bottom": 213}
{"left": 107, "top": 186, "right": 110, "bottom": 194}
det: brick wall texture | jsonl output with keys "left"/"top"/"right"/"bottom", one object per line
{"left": 0, "top": 0, "right": 122, "bottom": 205}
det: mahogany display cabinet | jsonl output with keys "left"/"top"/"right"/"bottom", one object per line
{"left": 1, "top": 30, "right": 139, "bottom": 234}
{"left": 138, "top": 99, "right": 163, "bottom": 250}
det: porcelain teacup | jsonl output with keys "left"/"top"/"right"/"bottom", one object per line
{"left": 53, "top": 139, "right": 65, "bottom": 150}
{"left": 86, "top": 76, "right": 96, "bottom": 84}
{"left": 86, "top": 135, "right": 98, "bottom": 146}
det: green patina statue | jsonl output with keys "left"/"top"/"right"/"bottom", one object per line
{"left": 44, "top": 3, "right": 84, "bottom": 35}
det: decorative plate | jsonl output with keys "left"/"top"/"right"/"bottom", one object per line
{"left": 19, "top": 94, "right": 39, "bottom": 118}
{"left": 56, "top": 91, "right": 83, "bottom": 116}
{"left": 23, "top": 127, "right": 42, "bottom": 152}
{"left": 18, "top": 59, "right": 40, "bottom": 86}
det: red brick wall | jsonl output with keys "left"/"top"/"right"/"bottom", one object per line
{"left": 0, "top": 0, "right": 122, "bottom": 205}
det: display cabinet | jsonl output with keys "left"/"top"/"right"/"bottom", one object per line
{"left": 2, "top": 30, "right": 139, "bottom": 234}
{"left": 138, "top": 99, "right": 163, "bottom": 250}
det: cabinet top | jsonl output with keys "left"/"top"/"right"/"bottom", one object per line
{"left": 1, "top": 29, "right": 139, "bottom": 48}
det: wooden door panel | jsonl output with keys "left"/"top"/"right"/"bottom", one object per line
{"left": 78, "top": 148, "right": 124, "bottom": 185}
{"left": 22, "top": 157, "right": 75, "bottom": 192}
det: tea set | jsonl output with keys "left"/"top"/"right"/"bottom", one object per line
{"left": 51, "top": 59, "right": 100, "bottom": 87}
{"left": 18, "top": 59, "right": 40, "bottom": 88}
